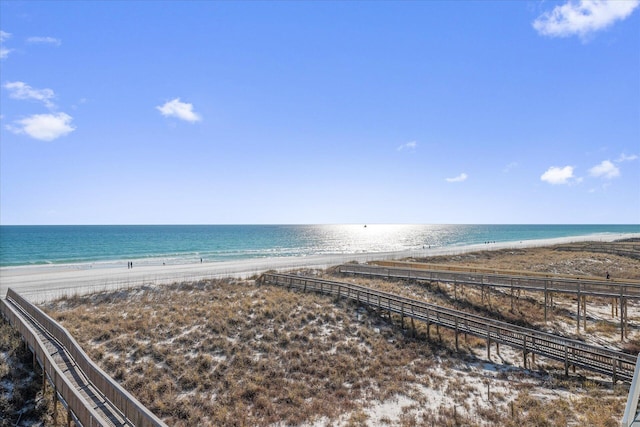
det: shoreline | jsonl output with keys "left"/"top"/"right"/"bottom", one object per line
{"left": 1, "top": 232, "right": 637, "bottom": 303}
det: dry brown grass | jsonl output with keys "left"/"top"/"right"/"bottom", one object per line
{"left": 35, "top": 245, "right": 638, "bottom": 426}
{"left": 46, "top": 280, "right": 442, "bottom": 426}
{"left": 0, "top": 318, "right": 60, "bottom": 426}
{"left": 408, "top": 245, "right": 640, "bottom": 280}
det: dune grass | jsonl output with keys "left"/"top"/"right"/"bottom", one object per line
{"left": 32, "top": 244, "right": 640, "bottom": 426}
{"left": 0, "top": 318, "right": 60, "bottom": 426}
{"left": 47, "top": 279, "right": 443, "bottom": 425}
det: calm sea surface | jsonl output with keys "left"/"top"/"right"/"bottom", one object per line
{"left": 1, "top": 224, "right": 638, "bottom": 267}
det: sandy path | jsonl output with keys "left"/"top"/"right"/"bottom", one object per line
{"left": 1, "top": 233, "right": 637, "bottom": 302}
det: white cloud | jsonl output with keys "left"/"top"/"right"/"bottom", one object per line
{"left": 617, "top": 153, "right": 638, "bottom": 162}
{"left": 540, "top": 165, "right": 575, "bottom": 185}
{"left": 503, "top": 161, "right": 518, "bottom": 173}
{"left": 26, "top": 36, "right": 61, "bottom": 46}
{"left": 445, "top": 173, "right": 468, "bottom": 183}
{"left": 4, "top": 81, "right": 56, "bottom": 109}
{"left": 533, "top": 0, "right": 639, "bottom": 39}
{"left": 397, "top": 141, "right": 417, "bottom": 151}
{"left": 0, "top": 30, "right": 12, "bottom": 59}
{"left": 156, "top": 98, "right": 201, "bottom": 123}
{"left": 7, "top": 112, "right": 75, "bottom": 141}
{"left": 589, "top": 160, "right": 620, "bottom": 179}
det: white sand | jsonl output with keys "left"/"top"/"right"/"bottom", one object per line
{"left": 1, "top": 233, "right": 637, "bottom": 303}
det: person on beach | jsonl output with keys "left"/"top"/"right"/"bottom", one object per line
{"left": 606, "top": 271, "right": 610, "bottom": 280}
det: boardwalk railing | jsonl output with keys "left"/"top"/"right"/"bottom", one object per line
{"left": 1, "top": 295, "right": 107, "bottom": 426}
{"left": 260, "top": 273, "right": 637, "bottom": 382}
{"left": 623, "top": 354, "right": 640, "bottom": 427}
{"left": 1, "top": 288, "right": 167, "bottom": 427}
{"left": 372, "top": 259, "right": 640, "bottom": 286}
{"left": 338, "top": 263, "right": 640, "bottom": 339}
{"left": 341, "top": 262, "right": 640, "bottom": 299}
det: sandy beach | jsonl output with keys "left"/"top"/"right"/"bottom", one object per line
{"left": 1, "top": 232, "right": 637, "bottom": 303}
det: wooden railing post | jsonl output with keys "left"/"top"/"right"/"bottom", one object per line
{"left": 577, "top": 288, "right": 581, "bottom": 334}
{"left": 544, "top": 280, "right": 548, "bottom": 323}
{"left": 455, "top": 317, "right": 459, "bottom": 352}
{"left": 621, "top": 285, "right": 625, "bottom": 341}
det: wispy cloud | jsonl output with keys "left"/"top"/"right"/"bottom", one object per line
{"left": 589, "top": 182, "right": 612, "bottom": 193}
{"left": 540, "top": 165, "right": 576, "bottom": 185}
{"left": 533, "top": 0, "right": 639, "bottom": 39}
{"left": 4, "top": 81, "right": 56, "bottom": 109}
{"left": 589, "top": 160, "right": 620, "bottom": 179}
{"left": 26, "top": 36, "right": 61, "bottom": 46}
{"left": 156, "top": 98, "right": 201, "bottom": 123}
{"left": 0, "top": 30, "right": 12, "bottom": 59}
{"left": 397, "top": 141, "right": 417, "bottom": 151}
{"left": 1, "top": 32, "right": 62, "bottom": 59}
{"left": 445, "top": 173, "right": 468, "bottom": 183}
{"left": 617, "top": 153, "right": 638, "bottom": 162}
{"left": 6, "top": 112, "right": 75, "bottom": 141}
{"left": 503, "top": 161, "right": 518, "bottom": 173}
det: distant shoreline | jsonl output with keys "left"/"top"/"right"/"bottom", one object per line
{"left": 1, "top": 232, "right": 638, "bottom": 303}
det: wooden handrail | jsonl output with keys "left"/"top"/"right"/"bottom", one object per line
{"left": 2, "top": 288, "right": 167, "bottom": 427}
{"left": 340, "top": 263, "right": 640, "bottom": 298}
{"left": 1, "top": 297, "right": 107, "bottom": 426}
{"left": 372, "top": 260, "right": 640, "bottom": 285}
{"left": 623, "top": 354, "right": 640, "bottom": 427}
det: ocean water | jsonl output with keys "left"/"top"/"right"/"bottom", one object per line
{"left": 0, "top": 224, "right": 638, "bottom": 268}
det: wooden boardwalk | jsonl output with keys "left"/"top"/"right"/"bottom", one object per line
{"left": 0, "top": 288, "right": 166, "bottom": 427}
{"left": 343, "top": 261, "right": 640, "bottom": 298}
{"left": 260, "top": 272, "right": 637, "bottom": 383}
{"left": 338, "top": 262, "right": 640, "bottom": 339}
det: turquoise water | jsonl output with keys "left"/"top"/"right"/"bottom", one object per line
{"left": 1, "top": 224, "right": 638, "bottom": 267}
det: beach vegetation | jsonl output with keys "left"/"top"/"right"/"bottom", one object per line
{"left": 0, "top": 318, "right": 58, "bottom": 426}
{"left": 15, "top": 244, "right": 637, "bottom": 426}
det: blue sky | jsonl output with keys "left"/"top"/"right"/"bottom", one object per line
{"left": 1, "top": 0, "right": 638, "bottom": 225}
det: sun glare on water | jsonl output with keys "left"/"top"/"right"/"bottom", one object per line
{"left": 309, "top": 224, "right": 453, "bottom": 254}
